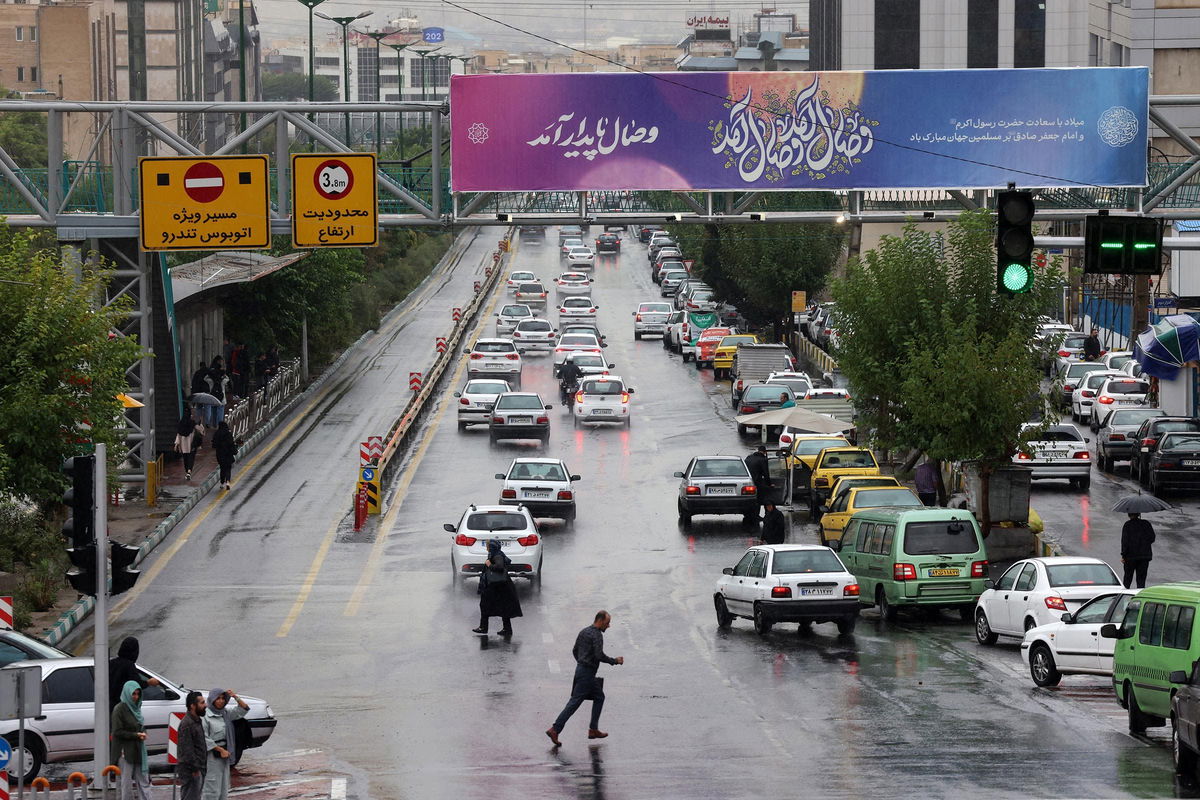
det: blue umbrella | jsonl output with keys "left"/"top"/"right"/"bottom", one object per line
{"left": 1133, "top": 314, "right": 1200, "bottom": 380}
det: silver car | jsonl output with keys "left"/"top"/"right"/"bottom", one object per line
{"left": 674, "top": 455, "right": 759, "bottom": 525}
{"left": 1095, "top": 407, "right": 1165, "bottom": 473}
{"left": 455, "top": 378, "right": 512, "bottom": 430}
{"left": 660, "top": 270, "right": 690, "bottom": 296}
{"left": 496, "top": 304, "right": 534, "bottom": 336}
{"left": 633, "top": 301, "right": 673, "bottom": 339}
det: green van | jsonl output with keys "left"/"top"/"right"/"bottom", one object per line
{"left": 831, "top": 508, "right": 989, "bottom": 621}
{"left": 1102, "top": 582, "right": 1200, "bottom": 732}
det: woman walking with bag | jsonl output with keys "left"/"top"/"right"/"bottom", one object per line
{"left": 473, "top": 539, "right": 522, "bottom": 636}
{"left": 213, "top": 421, "right": 236, "bottom": 491}
{"left": 174, "top": 409, "right": 203, "bottom": 481}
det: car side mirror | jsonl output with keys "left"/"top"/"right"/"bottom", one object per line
{"left": 494, "top": 473, "right": 505, "bottom": 480}
{"left": 673, "top": 471, "right": 684, "bottom": 478}
{"left": 1171, "top": 670, "right": 1191, "bottom": 685}
{"left": 722, "top": 567, "right": 734, "bottom": 575}
{"left": 1061, "top": 612, "right": 1074, "bottom": 623}
{"left": 1085, "top": 438, "right": 1091, "bottom": 444}
{"left": 462, "top": 347, "right": 470, "bottom": 354}
{"left": 443, "top": 523, "right": 456, "bottom": 533}
{"left": 601, "top": 343, "right": 608, "bottom": 348}
{"left": 453, "top": 392, "right": 462, "bottom": 398}
{"left": 984, "top": 579, "right": 996, "bottom": 590}
{"left": 627, "top": 388, "right": 635, "bottom": 394}
{"left": 570, "top": 475, "right": 581, "bottom": 481}
{"left": 545, "top": 405, "right": 554, "bottom": 410}
{"left": 608, "top": 363, "right": 615, "bottom": 369}
{"left": 594, "top": 305, "right": 600, "bottom": 309}
{"left": 631, "top": 312, "right": 636, "bottom": 316}
{"left": 1100, "top": 623, "right": 1121, "bottom": 639}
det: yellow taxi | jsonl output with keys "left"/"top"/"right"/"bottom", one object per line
{"left": 818, "top": 485, "right": 924, "bottom": 545}
{"left": 785, "top": 435, "right": 850, "bottom": 504}
{"left": 712, "top": 334, "right": 759, "bottom": 379}
{"left": 825, "top": 475, "right": 903, "bottom": 508}
{"left": 808, "top": 446, "right": 880, "bottom": 515}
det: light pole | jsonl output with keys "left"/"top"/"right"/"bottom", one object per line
{"left": 411, "top": 47, "right": 441, "bottom": 102}
{"left": 360, "top": 30, "right": 395, "bottom": 151}
{"left": 449, "top": 54, "right": 475, "bottom": 77}
{"left": 387, "top": 42, "right": 416, "bottom": 160}
{"left": 315, "top": 9, "right": 372, "bottom": 146}
{"left": 294, "top": 0, "right": 328, "bottom": 103}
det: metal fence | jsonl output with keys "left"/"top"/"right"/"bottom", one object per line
{"left": 225, "top": 358, "right": 303, "bottom": 441}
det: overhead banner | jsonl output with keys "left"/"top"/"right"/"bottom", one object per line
{"left": 450, "top": 67, "right": 1148, "bottom": 193}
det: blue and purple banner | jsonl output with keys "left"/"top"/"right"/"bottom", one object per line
{"left": 449, "top": 67, "right": 1148, "bottom": 193}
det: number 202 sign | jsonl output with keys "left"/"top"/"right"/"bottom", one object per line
{"left": 291, "top": 153, "right": 378, "bottom": 248}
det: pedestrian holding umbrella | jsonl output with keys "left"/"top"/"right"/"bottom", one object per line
{"left": 1111, "top": 493, "right": 1168, "bottom": 589}
{"left": 187, "top": 392, "right": 222, "bottom": 407}
{"left": 1111, "top": 494, "right": 1173, "bottom": 514}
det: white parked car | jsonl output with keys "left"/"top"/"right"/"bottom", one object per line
{"left": 974, "top": 556, "right": 1123, "bottom": 644}
{"left": 714, "top": 545, "right": 861, "bottom": 636}
{"left": 554, "top": 272, "right": 592, "bottom": 296}
{"left": 682, "top": 287, "right": 718, "bottom": 312}
{"left": 496, "top": 303, "right": 534, "bottom": 336}
{"left": 1101, "top": 350, "right": 1134, "bottom": 372}
{"left": 566, "top": 247, "right": 596, "bottom": 269}
{"left": 1013, "top": 423, "right": 1091, "bottom": 490}
{"left": 446, "top": 504, "right": 542, "bottom": 584}
{"left": 553, "top": 333, "right": 605, "bottom": 375}
{"left": 506, "top": 270, "right": 537, "bottom": 294}
{"left": 573, "top": 375, "right": 633, "bottom": 427}
{"left": 659, "top": 269, "right": 690, "bottom": 296}
{"left": 803, "top": 387, "right": 851, "bottom": 401}
{"left": 558, "top": 295, "right": 599, "bottom": 321}
{"left": 512, "top": 318, "right": 556, "bottom": 352}
{"left": 454, "top": 378, "right": 511, "bottom": 431}
{"left": 1070, "top": 369, "right": 1123, "bottom": 423}
{"left": 562, "top": 351, "right": 613, "bottom": 377}
{"left": 1088, "top": 376, "right": 1152, "bottom": 431}
{"left": 765, "top": 371, "right": 814, "bottom": 398}
{"left": 633, "top": 301, "right": 673, "bottom": 339}
{"left": 496, "top": 457, "right": 580, "bottom": 523}
{"left": 1020, "top": 589, "right": 1137, "bottom": 687}
{"left": 465, "top": 338, "right": 522, "bottom": 385}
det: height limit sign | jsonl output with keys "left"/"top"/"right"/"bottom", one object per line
{"left": 291, "top": 153, "right": 378, "bottom": 248}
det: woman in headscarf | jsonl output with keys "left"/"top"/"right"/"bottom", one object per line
{"left": 174, "top": 408, "right": 204, "bottom": 481}
{"left": 202, "top": 688, "right": 250, "bottom": 800}
{"left": 473, "top": 539, "right": 523, "bottom": 636}
{"left": 110, "top": 680, "right": 151, "bottom": 800}
{"left": 212, "top": 422, "right": 237, "bottom": 491}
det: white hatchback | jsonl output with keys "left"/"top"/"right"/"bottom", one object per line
{"left": 553, "top": 333, "right": 605, "bottom": 375}
{"left": 558, "top": 295, "right": 599, "bottom": 321}
{"left": 454, "top": 378, "right": 511, "bottom": 430}
{"left": 445, "top": 505, "right": 542, "bottom": 583}
{"left": 496, "top": 303, "right": 534, "bottom": 336}
{"left": 566, "top": 247, "right": 596, "bottom": 269}
{"left": 974, "top": 556, "right": 1123, "bottom": 644}
{"left": 632, "top": 301, "right": 673, "bottom": 339}
{"left": 506, "top": 270, "right": 537, "bottom": 294}
{"left": 465, "top": 338, "right": 522, "bottom": 385}
{"left": 496, "top": 457, "right": 580, "bottom": 522}
{"left": 512, "top": 317, "right": 556, "bottom": 352}
{"left": 714, "top": 545, "right": 861, "bottom": 635}
{"left": 1070, "top": 369, "right": 1123, "bottom": 423}
{"left": 1020, "top": 589, "right": 1137, "bottom": 687}
{"left": 573, "top": 375, "right": 633, "bottom": 427}
{"left": 1088, "top": 376, "right": 1152, "bottom": 430}
{"left": 555, "top": 272, "right": 592, "bottom": 296}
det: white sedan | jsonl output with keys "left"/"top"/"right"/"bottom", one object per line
{"left": 558, "top": 295, "right": 599, "bottom": 321}
{"left": 714, "top": 545, "right": 861, "bottom": 635}
{"left": 553, "top": 333, "right": 605, "bottom": 375}
{"left": 1013, "top": 423, "right": 1091, "bottom": 490}
{"left": 454, "top": 378, "right": 511, "bottom": 431}
{"left": 1020, "top": 589, "right": 1137, "bottom": 687}
{"left": 496, "top": 457, "right": 580, "bottom": 523}
{"left": 446, "top": 505, "right": 542, "bottom": 583}
{"left": 512, "top": 318, "right": 556, "bottom": 352}
{"left": 496, "top": 303, "right": 534, "bottom": 336}
{"left": 573, "top": 375, "right": 633, "bottom": 427}
{"left": 555, "top": 272, "right": 592, "bottom": 296}
{"left": 566, "top": 247, "right": 596, "bottom": 270}
{"left": 506, "top": 270, "right": 538, "bottom": 294}
{"left": 974, "top": 556, "right": 1123, "bottom": 644}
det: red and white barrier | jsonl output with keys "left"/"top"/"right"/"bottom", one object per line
{"left": 167, "top": 712, "right": 184, "bottom": 764}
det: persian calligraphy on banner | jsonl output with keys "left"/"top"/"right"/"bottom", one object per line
{"left": 449, "top": 67, "right": 1148, "bottom": 193}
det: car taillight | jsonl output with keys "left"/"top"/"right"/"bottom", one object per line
{"left": 621, "top": 392, "right": 630, "bottom": 403}
{"left": 1057, "top": 349, "right": 1071, "bottom": 357}
{"left": 1082, "top": 390, "right": 1094, "bottom": 398}
{"left": 536, "top": 416, "right": 549, "bottom": 424}
{"left": 1016, "top": 452, "right": 1032, "bottom": 460}
{"left": 505, "top": 353, "right": 519, "bottom": 360}
{"left": 1073, "top": 451, "right": 1090, "bottom": 459}
{"left": 1110, "top": 433, "right": 1125, "bottom": 441}
{"left": 454, "top": 534, "right": 477, "bottom": 546}
{"left": 1044, "top": 596, "right": 1067, "bottom": 611}
{"left": 589, "top": 348, "right": 602, "bottom": 353}
{"left": 492, "top": 416, "right": 504, "bottom": 424}
{"left": 740, "top": 406, "right": 756, "bottom": 413}
{"left": 736, "top": 380, "right": 744, "bottom": 391}
{"left": 501, "top": 488, "right": 516, "bottom": 499}
{"left": 970, "top": 560, "right": 988, "bottom": 578}
{"left": 687, "top": 302, "right": 697, "bottom": 309}
{"left": 635, "top": 313, "right": 642, "bottom": 321}
{"left": 824, "top": 328, "right": 832, "bottom": 335}
{"left": 1143, "top": 438, "right": 1157, "bottom": 447}
{"left": 1064, "top": 384, "right": 1076, "bottom": 392}
{"left": 514, "top": 332, "right": 521, "bottom": 338}
{"left": 843, "top": 584, "right": 860, "bottom": 597}
{"left": 517, "top": 534, "right": 539, "bottom": 546}
{"left": 1099, "top": 396, "right": 1114, "bottom": 404}
{"left": 780, "top": 435, "right": 792, "bottom": 444}
{"left": 557, "top": 490, "right": 573, "bottom": 500}
{"left": 685, "top": 485, "right": 701, "bottom": 495}
{"left": 470, "top": 353, "right": 483, "bottom": 359}
{"left": 771, "top": 586, "right": 792, "bottom": 598}
{"left": 555, "top": 347, "right": 566, "bottom": 353}
{"left": 893, "top": 563, "right": 917, "bottom": 581}
{"left": 575, "top": 391, "right": 584, "bottom": 403}
{"left": 741, "top": 485, "right": 757, "bottom": 495}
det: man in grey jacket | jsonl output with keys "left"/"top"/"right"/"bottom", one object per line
{"left": 177, "top": 692, "right": 208, "bottom": 800}
{"left": 546, "top": 610, "right": 624, "bottom": 746}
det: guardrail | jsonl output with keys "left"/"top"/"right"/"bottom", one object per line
{"left": 795, "top": 336, "right": 838, "bottom": 377}
{"left": 226, "top": 358, "right": 303, "bottom": 441}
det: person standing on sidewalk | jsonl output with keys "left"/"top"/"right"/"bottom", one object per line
{"left": 174, "top": 411, "right": 203, "bottom": 481}
{"left": 1121, "top": 512, "right": 1156, "bottom": 589}
{"left": 201, "top": 689, "right": 249, "bottom": 800}
{"left": 111, "top": 681, "right": 151, "bottom": 800}
{"left": 213, "top": 422, "right": 236, "bottom": 491}
{"left": 177, "top": 691, "right": 208, "bottom": 800}
{"left": 546, "top": 610, "right": 624, "bottom": 747}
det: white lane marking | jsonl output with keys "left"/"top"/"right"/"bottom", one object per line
{"left": 331, "top": 777, "right": 347, "bottom": 800}
{"left": 542, "top": 632, "right": 554, "bottom": 644}
{"left": 548, "top": 659, "right": 561, "bottom": 674}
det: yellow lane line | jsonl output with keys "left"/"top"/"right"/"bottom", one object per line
{"left": 275, "top": 515, "right": 341, "bottom": 637}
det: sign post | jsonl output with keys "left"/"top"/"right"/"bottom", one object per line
{"left": 791, "top": 290, "right": 807, "bottom": 312}
{"left": 138, "top": 156, "right": 271, "bottom": 251}
{"left": 291, "top": 154, "right": 379, "bottom": 248}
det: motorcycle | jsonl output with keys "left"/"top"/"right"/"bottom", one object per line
{"left": 560, "top": 377, "right": 579, "bottom": 407}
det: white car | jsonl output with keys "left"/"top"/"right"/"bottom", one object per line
{"left": 1102, "top": 350, "right": 1134, "bottom": 372}
{"left": 454, "top": 378, "right": 511, "bottom": 431}
{"left": 512, "top": 317, "right": 556, "bottom": 352}
{"left": 659, "top": 269, "right": 690, "bottom": 296}
{"left": 553, "top": 333, "right": 604, "bottom": 375}
{"left": 1013, "top": 423, "right": 1091, "bottom": 490}
{"left": 974, "top": 556, "right": 1123, "bottom": 644}
{"left": 566, "top": 247, "right": 596, "bottom": 269}
{"left": 558, "top": 295, "right": 599, "bottom": 321}
{"left": 506, "top": 270, "right": 537, "bottom": 294}
{"left": 559, "top": 237, "right": 584, "bottom": 258}
{"left": 714, "top": 545, "right": 861, "bottom": 635}
{"left": 496, "top": 457, "right": 580, "bottom": 522}
{"left": 1020, "top": 589, "right": 1137, "bottom": 686}
{"left": 465, "top": 338, "right": 522, "bottom": 384}
{"left": 563, "top": 351, "right": 613, "bottom": 377}
{"left": 633, "top": 301, "right": 673, "bottom": 339}
{"left": 555, "top": 272, "right": 592, "bottom": 296}
{"left": 446, "top": 504, "right": 542, "bottom": 584}
{"left": 766, "top": 371, "right": 814, "bottom": 398}
{"left": 1088, "top": 376, "right": 1152, "bottom": 430}
{"left": 496, "top": 303, "right": 534, "bottom": 336}
{"left": 514, "top": 281, "right": 548, "bottom": 308}
{"left": 804, "top": 387, "right": 851, "bottom": 401}
{"left": 1070, "top": 370, "right": 1123, "bottom": 423}
{"left": 573, "top": 375, "right": 633, "bottom": 427}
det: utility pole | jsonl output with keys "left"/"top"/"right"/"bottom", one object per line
{"left": 92, "top": 443, "right": 109, "bottom": 787}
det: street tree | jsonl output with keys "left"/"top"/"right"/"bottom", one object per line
{"left": 830, "top": 210, "right": 1063, "bottom": 535}
{"left": 261, "top": 72, "right": 337, "bottom": 102}
{"left": 0, "top": 89, "right": 48, "bottom": 168}
{"left": 0, "top": 228, "right": 144, "bottom": 507}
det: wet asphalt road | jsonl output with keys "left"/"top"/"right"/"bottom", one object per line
{"left": 64, "top": 231, "right": 1194, "bottom": 799}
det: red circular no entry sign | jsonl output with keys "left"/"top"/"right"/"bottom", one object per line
{"left": 183, "top": 162, "right": 224, "bottom": 203}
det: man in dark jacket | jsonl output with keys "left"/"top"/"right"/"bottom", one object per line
{"left": 190, "top": 362, "right": 209, "bottom": 396}
{"left": 177, "top": 691, "right": 208, "bottom": 800}
{"left": 1121, "top": 512, "right": 1156, "bottom": 588}
{"left": 745, "top": 445, "right": 772, "bottom": 505}
{"left": 761, "top": 501, "right": 786, "bottom": 544}
{"left": 546, "top": 610, "right": 624, "bottom": 746}
{"left": 1083, "top": 328, "right": 1103, "bottom": 361}
{"left": 108, "top": 637, "right": 159, "bottom": 713}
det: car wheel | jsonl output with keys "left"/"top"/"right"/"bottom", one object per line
{"left": 1128, "top": 684, "right": 1150, "bottom": 734}
{"left": 625, "top": 416, "right": 632, "bottom": 428}
{"left": 573, "top": 415, "right": 581, "bottom": 429}
{"left": 677, "top": 500, "right": 692, "bottom": 526}
{"left": 457, "top": 420, "right": 469, "bottom": 432}
{"left": 1174, "top": 714, "right": 1199, "bottom": 776}
{"left": 1077, "top": 476, "right": 1091, "bottom": 491}
{"left": 752, "top": 603, "right": 773, "bottom": 635}
{"left": 1151, "top": 472, "right": 1163, "bottom": 497}
{"left": 836, "top": 616, "right": 857, "bottom": 636}
{"left": 541, "top": 431, "right": 550, "bottom": 445}
{"left": 683, "top": 352, "right": 692, "bottom": 362}
{"left": 975, "top": 609, "right": 998, "bottom": 645}
{"left": 714, "top": 595, "right": 734, "bottom": 628}
{"left": 1029, "top": 643, "right": 1062, "bottom": 687}
{"left": 1024, "top": 616, "right": 1038, "bottom": 633}
{"left": 1070, "top": 408, "right": 1079, "bottom": 422}
{"left": 634, "top": 332, "right": 642, "bottom": 340}
{"left": 488, "top": 432, "right": 497, "bottom": 444}
{"left": 737, "top": 423, "right": 747, "bottom": 435}
{"left": 4, "top": 734, "right": 43, "bottom": 784}
{"left": 877, "top": 587, "right": 898, "bottom": 621}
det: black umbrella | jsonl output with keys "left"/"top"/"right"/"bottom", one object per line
{"left": 187, "top": 392, "right": 222, "bottom": 406}
{"left": 1111, "top": 494, "right": 1174, "bottom": 514}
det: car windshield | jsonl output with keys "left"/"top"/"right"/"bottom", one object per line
{"left": 771, "top": 550, "right": 845, "bottom": 575}
{"left": 1109, "top": 409, "right": 1162, "bottom": 426}
{"left": 560, "top": 274, "right": 586, "bottom": 282}
{"left": 466, "top": 381, "right": 508, "bottom": 394}
{"left": 562, "top": 238, "right": 583, "bottom": 247}
{"left": 571, "top": 355, "right": 604, "bottom": 367}
{"left": 1063, "top": 334, "right": 1088, "bottom": 348}
{"left": 564, "top": 298, "right": 591, "bottom": 307}
{"left": 1067, "top": 363, "right": 1107, "bottom": 378}
{"left": 1109, "top": 355, "right": 1132, "bottom": 369}
{"left": 582, "top": 380, "right": 624, "bottom": 395}
{"left": 511, "top": 272, "right": 534, "bottom": 281}
{"left": 1085, "top": 373, "right": 1116, "bottom": 389}
{"left": 693, "top": 291, "right": 714, "bottom": 301}
{"left": 820, "top": 451, "right": 876, "bottom": 468}
{"left": 662, "top": 271, "right": 689, "bottom": 281}
{"left": 475, "top": 341, "right": 515, "bottom": 353}
{"left": 691, "top": 459, "right": 749, "bottom": 478}
{"left": 743, "top": 386, "right": 791, "bottom": 402}
{"left": 501, "top": 306, "right": 530, "bottom": 317}
{"left": 768, "top": 378, "right": 811, "bottom": 393}
{"left": 563, "top": 326, "right": 601, "bottom": 337}
{"left": 496, "top": 395, "right": 543, "bottom": 410}
{"left": 855, "top": 489, "right": 923, "bottom": 508}
{"left": 793, "top": 438, "right": 849, "bottom": 455}
{"left": 2, "top": 633, "right": 69, "bottom": 660}
{"left": 569, "top": 248, "right": 591, "bottom": 255}
{"left": 1032, "top": 427, "right": 1083, "bottom": 443}
{"left": 1162, "top": 433, "right": 1200, "bottom": 451}
{"left": 1105, "top": 380, "right": 1149, "bottom": 395}
{"left": 640, "top": 303, "right": 672, "bottom": 313}
{"left": 519, "top": 320, "right": 552, "bottom": 331}
{"left": 1046, "top": 563, "right": 1120, "bottom": 587}
{"left": 509, "top": 462, "right": 567, "bottom": 481}
{"left": 719, "top": 336, "right": 754, "bottom": 348}
{"left": 902, "top": 520, "right": 980, "bottom": 556}
{"left": 465, "top": 512, "right": 528, "bottom": 531}
{"left": 561, "top": 335, "right": 598, "bottom": 347}
{"left": 517, "top": 283, "right": 544, "bottom": 293}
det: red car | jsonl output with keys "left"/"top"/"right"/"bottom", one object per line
{"left": 694, "top": 327, "right": 735, "bottom": 369}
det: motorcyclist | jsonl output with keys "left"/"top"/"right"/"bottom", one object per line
{"left": 559, "top": 358, "right": 583, "bottom": 405}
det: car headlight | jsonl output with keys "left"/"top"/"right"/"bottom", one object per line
{"left": 264, "top": 704, "right": 274, "bottom": 718}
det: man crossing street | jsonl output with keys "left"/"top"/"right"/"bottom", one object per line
{"left": 546, "top": 611, "right": 624, "bottom": 746}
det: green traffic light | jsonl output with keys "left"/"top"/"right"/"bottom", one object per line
{"left": 1100, "top": 242, "right": 1124, "bottom": 249}
{"left": 1133, "top": 243, "right": 1155, "bottom": 250}
{"left": 1002, "top": 262, "right": 1034, "bottom": 293}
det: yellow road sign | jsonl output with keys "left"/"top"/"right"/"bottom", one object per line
{"left": 791, "top": 290, "right": 807, "bottom": 312}
{"left": 291, "top": 153, "right": 378, "bottom": 248}
{"left": 138, "top": 155, "right": 271, "bottom": 251}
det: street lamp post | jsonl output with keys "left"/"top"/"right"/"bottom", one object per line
{"left": 315, "top": 9, "right": 372, "bottom": 146}
{"left": 387, "top": 42, "right": 416, "bottom": 161}
{"left": 360, "top": 30, "right": 395, "bottom": 152}
{"left": 411, "top": 48, "right": 440, "bottom": 103}
{"left": 294, "top": 0, "right": 328, "bottom": 103}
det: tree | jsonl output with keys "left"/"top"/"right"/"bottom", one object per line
{"left": 0, "top": 87, "right": 48, "bottom": 168}
{"left": 830, "top": 210, "right": 1064, "bottom": 535}
{"left": 261, "top": 72, "right": 337, "bottom": 102}
{"left": 0, "top": 227, "right": 144, "bottom": 507}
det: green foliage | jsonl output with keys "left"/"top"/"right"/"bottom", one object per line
{"left": 0, "top": 93, "right": 48, "bottom": 168}
{"left": 261, "top": 72, "right": 337, "bottom": 102}
{"left": 0, "top": 226, "right": 144, "bottom": 508}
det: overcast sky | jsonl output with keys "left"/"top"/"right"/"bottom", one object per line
{"left": 255, "top": 0, "right": 809, "bottom": 53}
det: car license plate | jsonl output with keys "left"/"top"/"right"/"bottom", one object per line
{"left": 928, "top": 568, "right": 960, "bottom": 577}
{"left": 1045, "top": 451, "right": 1065, "bottom": 458}
{"left": 799, "top": 588, "right": 833, "bottom": 596}
{"left": 525, "top": 490, "right": 551, "bottom": 499}
{"left": 592, "top": 408, "right": 613, "bottom": 415}
{"left": 510, "top": 416, "right": 531, "bottom": 424}
{"left": 707, "top": 486, "right": 735, "bottom": 495}
{"left": 1184, "top": 460, "right": 1200, "bottom": 467}
{"left": 500, "top": 540, "right": 517, "bottom": 549}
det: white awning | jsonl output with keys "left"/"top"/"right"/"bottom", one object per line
{"left": 170, "top": 251, "right": 309, "bottom": 303}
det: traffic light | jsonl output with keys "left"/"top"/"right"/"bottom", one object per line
{"left": 996, "top": 190, "right": 1036, "bottom": 295}
{"left": 110, "top": 543, "right": 141, "bottom": 595}
{"left": 65, "top": 543, "right": 97, "bottom": 596}
{"left": 60, "top": 455, "right": 95, "bottom": 547}
{"left": 1084, "top": 215, "right": 1164, "bottom": 275}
